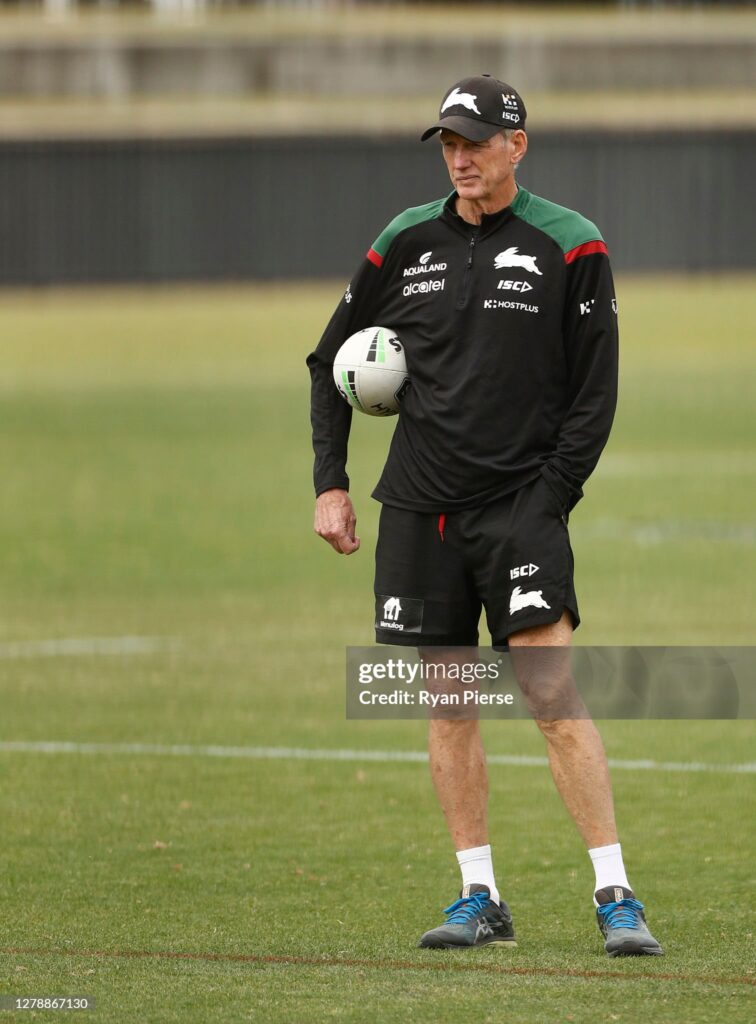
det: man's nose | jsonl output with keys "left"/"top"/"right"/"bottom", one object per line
{"left": 453, "top": 148, "right": 471, "bottom": 169}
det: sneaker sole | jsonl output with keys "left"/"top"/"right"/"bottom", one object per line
{"left": 419, "top": 938, "right": 518, "bottom": 950}
{"left": 606, "top": 942, "right": 664, "bottom": 957}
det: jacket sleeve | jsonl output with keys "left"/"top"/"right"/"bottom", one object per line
{"left": 306, "top": 257, "right": 383, "bottom": 497}
{"left": 540, "top": 250, "right": 619, "bottom": 513}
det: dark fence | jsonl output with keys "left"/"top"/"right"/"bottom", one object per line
{"left": 1, "top": 130, "right": 753, "bottom": 285}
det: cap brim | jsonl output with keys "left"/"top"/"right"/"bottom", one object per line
{"left": 420, "top": 116, "right": 505, "bottom": 143}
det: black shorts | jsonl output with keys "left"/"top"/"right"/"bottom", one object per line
{"left": 374, "top": 475, "right": 579, "bottom": 650}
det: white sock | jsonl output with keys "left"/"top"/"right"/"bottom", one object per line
{"left": 456, "top": 844, "right": 500, "bottom": 905}
{"left": 589, "top": 842, "right": 631, "bottom": 903}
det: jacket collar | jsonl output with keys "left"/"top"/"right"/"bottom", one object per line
{"left": 442, "top": 186, "right": 527, "bottom": 238}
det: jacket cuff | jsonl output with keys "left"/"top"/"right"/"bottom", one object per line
{"left": 315, "top": 477, "right": 350, "bottom": 498}
{"left": 539, "top": 463, "right": 581, "bottom": 513}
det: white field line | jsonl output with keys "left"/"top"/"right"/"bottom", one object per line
{"left": 0, "top": 636, "right": 178, "bottom": 660}
{"left": 0, "top": 741, "right": 753, "bottom": 775}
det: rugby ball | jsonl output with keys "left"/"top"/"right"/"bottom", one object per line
{"left": 333, "top": 326, "right": 410, "bottom": 417}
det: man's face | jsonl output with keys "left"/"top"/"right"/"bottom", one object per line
{"left": 439, "top": 129, "right": 513, "bottom": 203}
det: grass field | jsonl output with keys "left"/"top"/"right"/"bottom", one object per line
{"left": 0, "top": 278, "right": 754, "bottom": 1022}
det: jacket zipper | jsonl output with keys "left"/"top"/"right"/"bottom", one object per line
{"left": 456, "top": 234, "right": 476, "bottom": 310}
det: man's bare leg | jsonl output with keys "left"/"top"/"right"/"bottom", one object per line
{"left": 424, "top": 648, "right": 489, "bottom": 850}
{"left": 424, "top": 624, "right": 617, "bottom": 852}
{"left": 419, "top": 650, "right": 517, "bottom": 948}
{"left": 428, "top": 716, "right": 489, "bottom": 850}
{"left": 507, "top": 612, "right": 664, "bottom": 955}
{"left": 508, "top": 611, "right": 618, "bottom": 849}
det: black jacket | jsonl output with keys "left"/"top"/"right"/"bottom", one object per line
{"left": 307, "top": 186, "right": 618, "bottom": 514}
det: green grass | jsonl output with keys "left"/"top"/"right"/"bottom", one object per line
{"left": 0, "top": 278, "right": 754, "bottom": 1022}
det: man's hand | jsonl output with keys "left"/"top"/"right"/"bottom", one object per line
{"left": 314, "top": 489, "right": 360, "bottom": 555}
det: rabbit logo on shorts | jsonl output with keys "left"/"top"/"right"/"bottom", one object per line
{"left": 510, "top": 586, "right": 551, "bottom": 615}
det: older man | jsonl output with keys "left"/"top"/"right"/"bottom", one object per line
{"left": 307, "top": 75, "right": 662, "bottom": 957}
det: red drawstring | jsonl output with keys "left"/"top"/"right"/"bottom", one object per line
{"left": 438, "top": 513, "right": 446, "bottom": 542}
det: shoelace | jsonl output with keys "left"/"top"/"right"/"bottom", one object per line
{"left": 442, "top": 892, "right": 491, "bottom": 925}
{"left": 597, "top": 897, "right": 645, "bottom": 930}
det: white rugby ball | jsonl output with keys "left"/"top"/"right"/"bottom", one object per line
{"left": 333, "top": 326, "right": 410, "bottom": 417}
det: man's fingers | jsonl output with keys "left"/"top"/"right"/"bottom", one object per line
{"left": 322, "top": 528, "right": 360, "bottom": 555}
{"left": 314, "top": 490, "right": 360, "bottom": 555}
{"left": 338, "top": 512, "right": 359, "bottom": 554}
{"left": 323, "top": 536, "right": 360, "bottom": 555}
{"left": 337, "top": 534, "right": 360, "bottom": 555}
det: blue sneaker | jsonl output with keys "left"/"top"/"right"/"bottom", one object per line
{"left": 418, "top": 884, "right": 517, "bottom": 949}
{"left": 595, "top": 886, "right": 664, "bottom": 956}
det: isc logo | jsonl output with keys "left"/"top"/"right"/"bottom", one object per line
{"left": 510, "top": 563, "right": 539, "bottom": 580}
{"left": 497, "top": 280, "right": 533, "bottom": 293}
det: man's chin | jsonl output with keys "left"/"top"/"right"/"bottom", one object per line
{"left": 456, "top": 183, "right": 483, "bottom": 199}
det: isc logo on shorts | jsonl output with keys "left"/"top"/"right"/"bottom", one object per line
{"left": 375, "top": 595, "right": 424, "bottom": 633}
{"left": 510, "top": 563, "right": 539, "bottom": 580}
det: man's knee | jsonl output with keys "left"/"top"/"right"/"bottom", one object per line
{"left": 420, "top": 646, "right": 482, "bottom": 722}
{"left": 506, "top": 619, "right": 586, "bottom": 720}
{"left": 509, "top": 651, "right": 581, "bottom": 721}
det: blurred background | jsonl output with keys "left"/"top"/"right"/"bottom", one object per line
{"left": 0, "top": 0, "right": 754, "bottom": 282}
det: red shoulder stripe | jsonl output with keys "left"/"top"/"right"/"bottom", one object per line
{"left": 366, "top": 248, "right": 383, "bottom": 268}
{"left": 564, "top": 240, "right": 608, "bottom": 264}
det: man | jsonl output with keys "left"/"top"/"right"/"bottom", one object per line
{"left": 307, "top": 75, "right": 662, "bottom": 957}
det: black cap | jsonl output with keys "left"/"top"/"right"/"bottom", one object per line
{"left": 421, "top": 74, "right": 527, "bottom": 142}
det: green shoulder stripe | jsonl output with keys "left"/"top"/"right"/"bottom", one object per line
{"left": 511, "top": 187, "right": 604, "bottom": 254}
{"left": 369, "top": 196, "right": 448, "bottom": 261}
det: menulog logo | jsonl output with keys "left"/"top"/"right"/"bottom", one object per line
{"left": 380, "top": 596, "right": 404, "bottom": 630}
